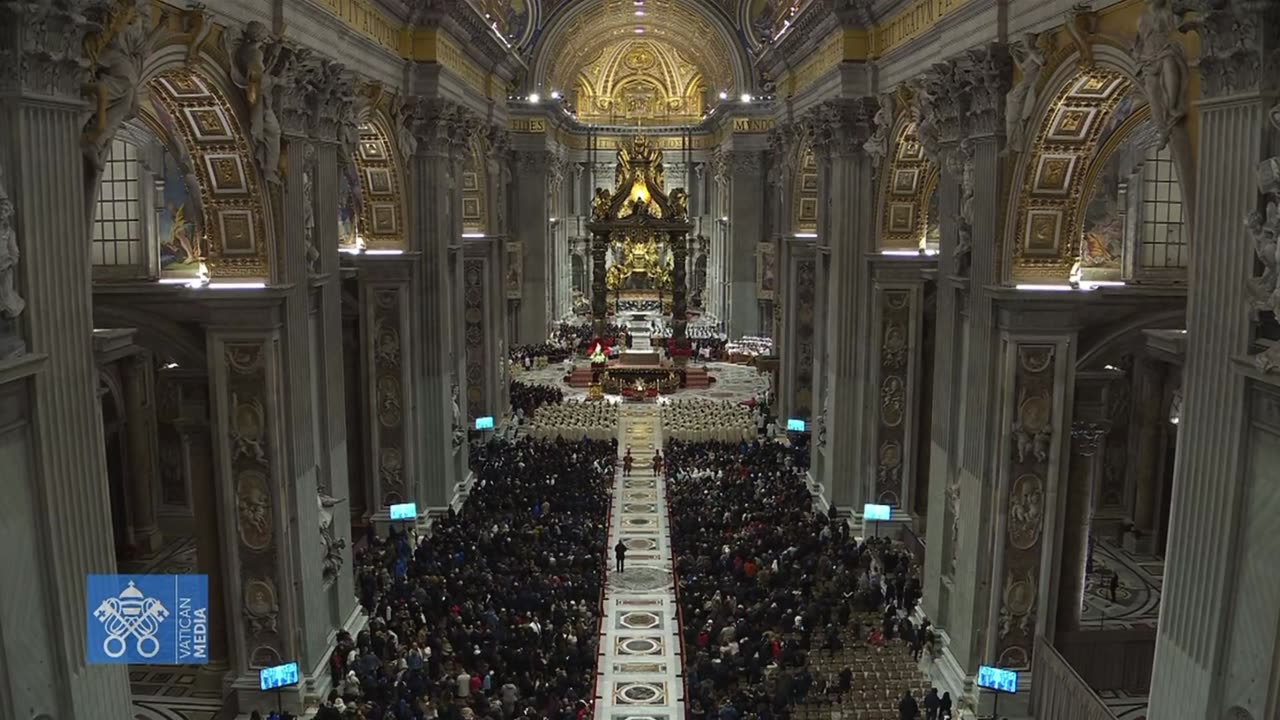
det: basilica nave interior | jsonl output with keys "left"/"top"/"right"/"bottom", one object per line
{"left": 0, "top": 0, "right": 1277, "bottom": 719}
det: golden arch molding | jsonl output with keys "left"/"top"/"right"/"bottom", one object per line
{"left": 145, "top": 68, "right": 272, "bottom": 280}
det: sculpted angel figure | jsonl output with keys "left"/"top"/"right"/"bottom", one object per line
{"left": 1133, "top": 0, "right": 1195, "bottom": 149}
{"left": 592, "top": 187, "right": 612, "bottom": 221}
{"left": 1004, "top": 32, "right": 1047, "bottom": 157}
{"left": 0, "top": 168, "right": 24, "bottom": 323}
{"left": 227, "top": 21, "right": 288, "bottom": 184}
{"left": 863, "top": 93, "right": 895, "bottom": 168}
{"left": 670, "top": 188, "right": 689, "bottom": 220}
{"left": 83, "top": 2, "right": 156, "bottom": 170}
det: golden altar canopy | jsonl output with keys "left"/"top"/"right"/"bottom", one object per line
{"left": 589, "top": 136, "right": 692, "bottom": 291}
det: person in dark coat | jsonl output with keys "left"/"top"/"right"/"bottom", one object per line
{"left": 898, "top": 691, "right": 919, "bottom": 720}
{"left": 615, "top": 539, "right": 627, "bottom": 573}
{"left": 940, "top": 692, "right": 953, "bottom": 719}
{"left": 922, "top": 688, "right": 941, "bottom": 720}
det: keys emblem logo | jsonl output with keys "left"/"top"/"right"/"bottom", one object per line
{"left": 93, "top": 580, "right": 170, "bottom": 659}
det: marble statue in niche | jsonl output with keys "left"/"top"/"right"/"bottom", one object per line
{"left": 0, "top": 165, "right": 25, "bottom": 359}
{"left": 226, "top": 21, "right": 288, "bottom": 184}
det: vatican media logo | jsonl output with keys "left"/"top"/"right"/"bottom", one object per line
{"left": 86, "top": 574, "right": 209, "bottom": 665}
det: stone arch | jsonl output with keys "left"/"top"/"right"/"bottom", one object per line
{"left": 344, "top": 110, "right": 408, "bottom": 250}
{"left": 790, "top": 135, "right": 818, "bottom": 235}
{"left": 87, "top": 11, "right": 280, "bottom": 281}
{"left": 1075, "top": 307, "right": 1185, "bottom": 370}
{"left": 876, "top": 117, "right": 938, "bottom": 251}
{"left": 1002, "top": 45, "right": 1151, "bottom": 283}
{"left": 93, "top": 303, "right": 207, "bottom": 370}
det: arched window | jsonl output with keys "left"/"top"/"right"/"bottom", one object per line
{"left": 1137, "top": 143, "right": 1187, "bottom": 272}
{"left": 92, "top": 138, "right": 149, "bottom": 275}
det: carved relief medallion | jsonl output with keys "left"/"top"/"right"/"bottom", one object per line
{"left": 1007, "top": 473, "right": 1045, "bottom": 550}
{"left": 235, "top": 469, "right": 272, "bottom": 550}
{"left": 243, "top": 577, "right": 279, "bottom": 635}
{"left": 880, "top": 376, "right": 905, "bottom": 427}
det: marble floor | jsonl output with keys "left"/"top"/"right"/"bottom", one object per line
{"left": 1081, "top": 539, "right": 1164, "bottom": 629}
{"left": 1098, "top": 688, "right": 1149, "bottom": 719}
{"left": 516, "top": 360, "right": 769, "bottom": 404}
{"left": 594, "top": 404, "right": 684, "bottom": 720}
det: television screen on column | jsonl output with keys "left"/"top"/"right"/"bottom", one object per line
{"left": 786, "top": 418, "right": 806, "bottom": 432}
{"left": 976, "top": 665, "right": 1018, "bottom": 694}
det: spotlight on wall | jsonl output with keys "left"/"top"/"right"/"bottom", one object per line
{"left": 740, "top": 93, "right": 753, "bottom": 103}
{"left": 529, "top": 93, "right": 541, "bottom": 103}
{"left": 550, "top": 90, "right": 561, "bottom": 100}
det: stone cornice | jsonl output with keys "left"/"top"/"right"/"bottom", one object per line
{"left": 409, "top": 0, "right": 524, "bottom": 84}
{"left": 756, "top": 1, "right": 843, "bottom": 91}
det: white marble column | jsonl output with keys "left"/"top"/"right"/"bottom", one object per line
{"left": 1149, "top": 5, "right": 1280, "bottom": 716}
{"left": 512, "top": 146, "right": 558, "bottom": 343}
{"left": 312, "top": 136, "right": 358, "bottom": 630}
{"left": 923, "top": 139, "right": 964, "bottom": 624}
{"left": 724, "top": 147, "right": 766, "bottom": 338}
{"left": 406, "top": 99, "right": 468, "bottom": 509}
{"left": 811, "top": 99, "right": 877, "bottom": 509}
{"left": 122, "top": 352, "right": 162, "bottom": 551}
{"left": 0, "top": 4, "right": 132, "bottom": 717}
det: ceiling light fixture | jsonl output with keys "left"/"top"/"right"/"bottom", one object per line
{"left": 529, "top": 93, "right": 540, "bottom": 103}
{"left": 740, "top": 93, "right": 752, "bottom": 103}
{"left": 550, "top": 90, "right": 561, "bottom": 99}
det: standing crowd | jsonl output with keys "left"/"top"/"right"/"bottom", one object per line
{"left": 322, "top": 436, "right": 615, "bottom": 720}
{"left": 509, "top": 380, "right": 564, "bottom": 418}
{"left": 667, "top": 440, "right": 946, "bottom": 720}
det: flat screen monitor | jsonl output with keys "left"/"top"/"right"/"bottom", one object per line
{"left": 786, "top": 418, "right": 806, "bottom": 432}
{"left": 475, "top": 416, "right": 495, "bottom": 430}
{"left": 259, "top": 661, "right": 299, "bottom": 691}
{"left": 976, "top": 665, "right": 1018, "bottom": 694}
{"left": 388, "top": 502, "right": 417, "bottom": 521}
{"left": 863, "top": 503, "right": 892, "bottom": 522}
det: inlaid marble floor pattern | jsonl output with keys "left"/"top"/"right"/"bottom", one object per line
{"left": 595, "top": 404, "right": 683, "bottom": 720}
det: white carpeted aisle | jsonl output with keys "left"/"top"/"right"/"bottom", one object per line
{"left": 593, "top": 404, "right": 684, "bottom": 720}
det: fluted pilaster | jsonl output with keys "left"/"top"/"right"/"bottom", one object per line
{"left": 406, "top": 99, "right": 470, "bottom": 507}
{"left": 0, "top": 3, "right": 132, "bottom": 712}
{"left": 809, "top": 98, "right": 877, "bottom": 508}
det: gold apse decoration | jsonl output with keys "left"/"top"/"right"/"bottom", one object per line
{"left": 575, "top": 39, "right": 707, "bottom": 125}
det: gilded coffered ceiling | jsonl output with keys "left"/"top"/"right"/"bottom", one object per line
{"left": 530, "top": 0, "right": 752, "bottom": 123}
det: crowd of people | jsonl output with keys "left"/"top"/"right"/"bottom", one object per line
{"left": 323, "top": 436, "right": 615, "bottom": 720}
{"left": 525, "top": 400, "right": 619, "bottom": 441}
{"left": 510, "top": 344, "right": 572, "bottom": 367}
{"left": 551, "top": 322, "right": 624, "bottom": 353}
{"left": 509, "top": 380, "right": 564, "bottom": 418}
{"left": 666, "top": 439, "right": 939, "bottom": 720}
{"left": 661, "top": 399, "right": 756, "bottom": 442}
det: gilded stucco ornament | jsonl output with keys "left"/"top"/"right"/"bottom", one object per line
{"left": 225, "top": 21, "right": 289, "bottom": 184}
{"left": 81, "top": 0, "right": 157, "bottom": 171}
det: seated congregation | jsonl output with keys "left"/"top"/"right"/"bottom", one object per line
{"left": 667, "top": 440, "right": 944, "bottom": 720}
{"left": 324, "top": 436, "right": 616, "bottom": 720}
